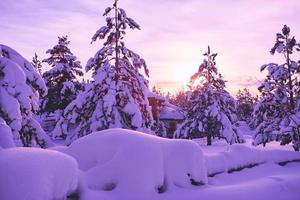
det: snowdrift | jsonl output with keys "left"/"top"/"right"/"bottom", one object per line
{"left": 205, "top": 144, "right": 300, "bottom": 176}
{"left": 60, "top": 128, "right": 207, "bottom": 196}
{"left": 0, "top": 148, "right": 79, "bottom": 200}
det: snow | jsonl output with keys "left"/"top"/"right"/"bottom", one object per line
{"left": 0, "top": 57, "right": 27, "bottom": 129}
{"left": 0, "top": 148, "right": 79, "bottom": 200}
{"left": 60, "top": 128, "right": 207, "bottom": 198}
{"left": 2, "top": 128, "right": 300, "bottom": 200}
{"left": 0, "top": 44, "right": 47, "bottom": 96}
{"left": 276, "top": 43, "right": 285, "bottom": 53}
{"left": 204, "top": 162, "right": 300, "bottom": 200}
{"left": 204, "top": 144, "right": 300, "bottom": 176}
{"left": 0, "top": 118, "right": 15, "bottom": 148}
{"left": 49, "top": 128, "right": 300, "bottom": 200}
{"left": 159, "top": 104, "right": 184, "bottom": 120}
{"left": 123, "top": 102, "right": 143, "bottom": 128}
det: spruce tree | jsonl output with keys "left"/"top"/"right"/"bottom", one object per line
{"left": 149, "top": 86, "right": 168, "bottom": 137}
{"left": 251, "top": 93, "right": 283, "bottom": 146}
{"left": 168, "top": 90, "right": 190, "bottom": 113}
{"left": 252, "top": 25, "right": 300, "bottom": 150}
{"left": 236, "top": 88, "right": 256, "bottom": 123}
{"left": 31, "top": 53, "right": 43, "bottom": 75}
{"left": 0, "top": 44, "right": 52, "bottom": 147}
{"left": 53, "top": 1, "right": 154, "bottom": 143}
{"left": 174, "top": 46, "right": 244, "bottom": 145}
{"left": 40, "top": 36, "right": 83, "bottom": 120}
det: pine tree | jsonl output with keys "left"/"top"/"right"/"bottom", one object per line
{"left": 0, "top": 44, "right": 52, "bottom": 147}
{"left": 252, "top": 25, "right": 300, "bottom": 150}
{"left": 174, "top": 46, "right": 244, "bottom": 145}
{"left": 236, "top": 88, "right": 257, "bottom": 123}
{"left": 31, "top": 53, "right": 43, "bottom": 75}
{"left": 40, "top": 36, "right": 83, "bottom": 120}
{"left": 53, "top": 1, "right": 154, "bottom": 143}
{"left": 168, "top": 89, "right": 190, "bottom": 112}
{"left": 251, "top": 93, "right": 283, "bottom": 146}
{"left": 151, "top": 86, "right": 165, "bottom": 97}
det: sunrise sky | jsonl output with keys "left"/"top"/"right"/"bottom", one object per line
{"left": 1, "top": 0, "right": 300, "bottom": 95}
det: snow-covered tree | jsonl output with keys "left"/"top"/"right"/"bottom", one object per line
{"left": 252, "top": 25, "right": 300, "bottom": 150}
{"left": 174, "top": 46, "right": 244, "bottom": 145}
{"left": 149, "top": 86, "right": 168, "bottom": 137}
{"left": 53, "top": 1, "right": 154, "bottom": 142}
{"left": 251, "top": 93, "right": 283, "bottom": 146}
{"left": 31, "top": 53, "right": 43, "bottom": 75}
{"left": 40, "top": 36, "right": 83, "bottom": 120}
{"left": 168, "top": 89, "right": 190, "bottom": 113}
{"left": 236, "top": 88, "right": 257, "bottom": 123}
{"left": 0, "top": 44, "right": 52, "bottom": 147}
{"left": 281, "top": 98, "right": 300, "bottom": 149}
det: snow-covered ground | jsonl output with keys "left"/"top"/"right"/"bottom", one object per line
{"left": 1, "top": 128, "right": 300, "bottom": 200}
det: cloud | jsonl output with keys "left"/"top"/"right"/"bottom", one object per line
{"left": 231, "top": 76, "right": 262, "bottom": 88}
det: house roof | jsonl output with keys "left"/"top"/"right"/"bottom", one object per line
{"left": 159, "top": 103, "right": 185, "bottom": 120}
{"left": 146, "top": 91, "right": 166, "bottom": 101}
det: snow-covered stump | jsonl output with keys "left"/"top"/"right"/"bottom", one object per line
{"left": 59, "top": 128, "right": 207, "bottom": 197}
{"left": 0, "top": 148, "right": 79, "bottom": 200}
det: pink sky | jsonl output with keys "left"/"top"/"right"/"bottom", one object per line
{"left": 1, "top": 0, "right": 300, "bottom": 95}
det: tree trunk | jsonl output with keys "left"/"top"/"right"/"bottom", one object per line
{"left": 207, "top": 132, "right": 212, "bottom": 146}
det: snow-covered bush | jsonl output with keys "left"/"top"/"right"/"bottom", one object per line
{"left": 0, "top": 148, "right": 79, "bottom": 200}
{"left": 53, "top": 2, "right": 154, "bottom": 142}
{"left": 175, "top": 46, "right": 244, "bottom": 145}
{"left": 40, "top": 36, "right": 83, "bottom": 127}
{"left": 252, "top": 25, "right": 300, "bottom": 150}
{"left": 0, "top": 44, "right": 51, "bottom": 147}
{"left": 56, "top": 128, "right": 207, "bottom": 196}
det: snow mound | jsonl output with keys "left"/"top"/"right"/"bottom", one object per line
{"left": 62, "top": 128, "right": 207, "bottom": 195}
{"left": 0, "top": 148, "right": 79, "bottom": 200}
{"left": 205, "top": 144, "right": 300, "bottom": 176}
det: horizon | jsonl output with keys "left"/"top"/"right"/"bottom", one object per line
{"left": 1, "top": 0, "right": 300, "bottom": 96}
